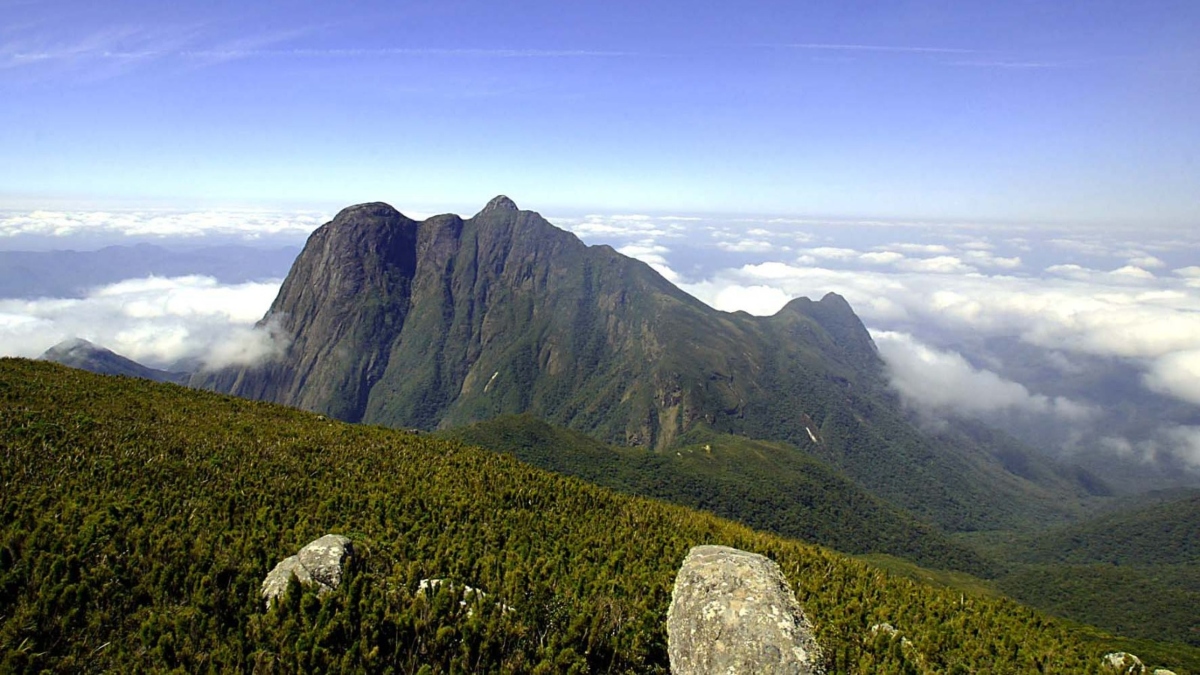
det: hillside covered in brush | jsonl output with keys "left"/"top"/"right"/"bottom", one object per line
{"left": 193, "top": 196, "right": 1105, "bottom": 535}
{"left": 1, "top": 358, "right": 1178, "bottom": 673}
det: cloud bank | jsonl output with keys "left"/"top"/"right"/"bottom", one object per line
{"left": 873, "top": 331, "right": 1093, "bottom": 420}
{"left": 0, "top": 275, "right": 284, "bottom": 369}
{"left": 0, "top": 209, "right": 329, "bottom": 244}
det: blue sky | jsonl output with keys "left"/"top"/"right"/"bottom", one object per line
{"left": 2, "top": 0, "right": 1198, "bottom": 225}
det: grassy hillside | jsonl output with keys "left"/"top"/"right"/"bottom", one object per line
{"left": 0, "top": 358, "right": 1190, "bottom": 673}
{"left": 438, "top": 415, "right": 993, "bottom": 576}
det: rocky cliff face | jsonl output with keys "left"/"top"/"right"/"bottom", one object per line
{"left": 194, "top": 197, "right": 878, "bottom": 446}
{"left": 193, "top": 196, "right": 1102, "bottom": 531}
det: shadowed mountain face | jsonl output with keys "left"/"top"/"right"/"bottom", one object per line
{"left": 194, "top": 197, "right": 1104, "bottom": 531}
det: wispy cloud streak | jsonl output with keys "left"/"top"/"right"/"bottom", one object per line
{"left": 181, "top": 47, "right": 636, "bottom": 59}
{"left": 775, "top": 42, "right": 977, "bottom": 54}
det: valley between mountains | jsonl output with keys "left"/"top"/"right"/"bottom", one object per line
{"left": 14, "top": 196, "right": 1200, "bottom": 672}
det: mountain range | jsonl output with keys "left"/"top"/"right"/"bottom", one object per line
{"left": 192, "top": 196, "right": 1105, "bottom": 534}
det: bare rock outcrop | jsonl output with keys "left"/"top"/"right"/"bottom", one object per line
{"left": 667, "top": 545, "right": 823, "bottom": 674}
{"left": 262, "top": 534, "right": 354, "bottom": 606}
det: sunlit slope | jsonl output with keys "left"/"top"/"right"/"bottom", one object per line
{"left": 0, "top": 359, "right": 1160, "bottom": 673}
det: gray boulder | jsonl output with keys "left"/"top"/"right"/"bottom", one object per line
{"left": 667, "top": 545, "right": 823, "bottom": 675}
{"left": 262, "top": 534, "right": 354, "bottom": 606}
{"left": 1103, "top": 652, "right": 1146, "bottom": 674}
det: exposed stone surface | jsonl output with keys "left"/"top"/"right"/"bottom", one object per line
{"left": 1103, "top": 651, "right": 1146, "bottom": 674}
{"left": 667, "top": 545, "right": 823, "bottom": 675}
{"left": 262, "top": 534, "right": 354, "bottom": 606}
{"left": 418, "top": 578, "right": 513, "bottom": 614}
{"left": 298, "top": 534, "right": 354, "bottom": 589}
{"left": 867, "top": 622, "right": 924, "bottom": 668}
{"left": 869, "top": 622, "right": 899, "bottom": 637}
{"left": 1151, "top": 669, "right": 1178, "bottom": 675}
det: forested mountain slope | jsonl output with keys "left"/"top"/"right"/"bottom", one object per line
{"left": 1, "top": 358, "right": 1177, "bottom": 673}
{"left": 439, "top": 414, "right": 992, "bottom": 575}
{"left": 193, "top": 196, "right": 1105, "bottom": 533}
{"left": 968, "top": 494, "right": 1200, "bottom": 646}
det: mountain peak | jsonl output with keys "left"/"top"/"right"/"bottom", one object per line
{"left": 331, "top": 202, "right": 404, "bottom": 222}
{"left": 40, "top": 338, "right": 187, "bottom": 384}
{"left": 478, "top": 195, "right": 519, "bottom": 215}
{"left": 42, "top": 337, "right": 100, "bottom": 358}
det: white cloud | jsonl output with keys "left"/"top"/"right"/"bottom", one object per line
{"left": 560, "top": 215, "right": 683, "bottom": 240}
{"left": 717, "top": 239, "right": 775, "bottom": 253}
{"left": 963, "top": 250, "right": 1022, "bottom": 269}
{"left": 1127, "top": 254, "right": 1166, "bottom": 269}
{"left": 616, "top": 241, "right": 679, "bottom": 282}
{"left": 1144, "top": 350, "right": 1200, "bottom": 405}
{"left": 873, "top": 331, "right": 1092, "bottom": 420}
{"left": 879, "top": 242, "right": 952, "bottom": 255}
{"left": 801, "top": 246, "right": 859, "bottom": 260}
{"left": 0, "top": 275, "right": 284, "bottom": 368}
{"left": 1110, "top": 265, "right": 1155, "bottom": 280}
{"left": 1103, "top": 427, "right": 1200, "bottom": 468}
{"left": 0, "top": 209, "right": 329, "bottom": 241}
{"left": 895, "top": 256, "right": 976, "bottom": 274}
{"left": 860, "top": 251, "right": 905, "bottom": 265}
{"left": 1046, "top": 263, "right": 1157, "bottom": 284}
{"left": 1163, "top": 426, "right": 1200, "bottom": 467}
{"left": 1048, "top": 237, "right": 1113, "bottom": 257}
{"left": 960, "top": 240, "right": 994, "bottom": 251}
{"left": 709, "top": 285, "right": 792, "bottom": 316}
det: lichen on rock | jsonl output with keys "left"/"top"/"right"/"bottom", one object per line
{"left": 667, "top": 544, "right": 823, "bottom": 674}
{"left": 261, "top": 534, "right": 354, "bottom": 606}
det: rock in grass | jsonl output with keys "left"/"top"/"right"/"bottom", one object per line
{"left": 667, "top": 545, "right": 823, "bottom": 674}
{"left": 262, "top": 534, "right": 353, "bottom": 606}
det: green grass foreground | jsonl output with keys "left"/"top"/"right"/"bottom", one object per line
{"left": 0, "top": 359, "right": 1181, "bottom": 673}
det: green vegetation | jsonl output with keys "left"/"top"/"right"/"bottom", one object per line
{"left": 1007, "top": 494, "right": 1200, "bottom": 567}
{"left": 996, "top": 563, "right": 1200, "bottom": 648}
{"left": 0, "top": 359, "right": 1163, "bottom": 672}
{"left": 957, "top": 494, "right": 1200, "bottom": 649}
{"left": 852, "top": 555, "right": 1002, "bottom": 599}
{"left": 439, "top": 415, "right": 992, "bottom": 576}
